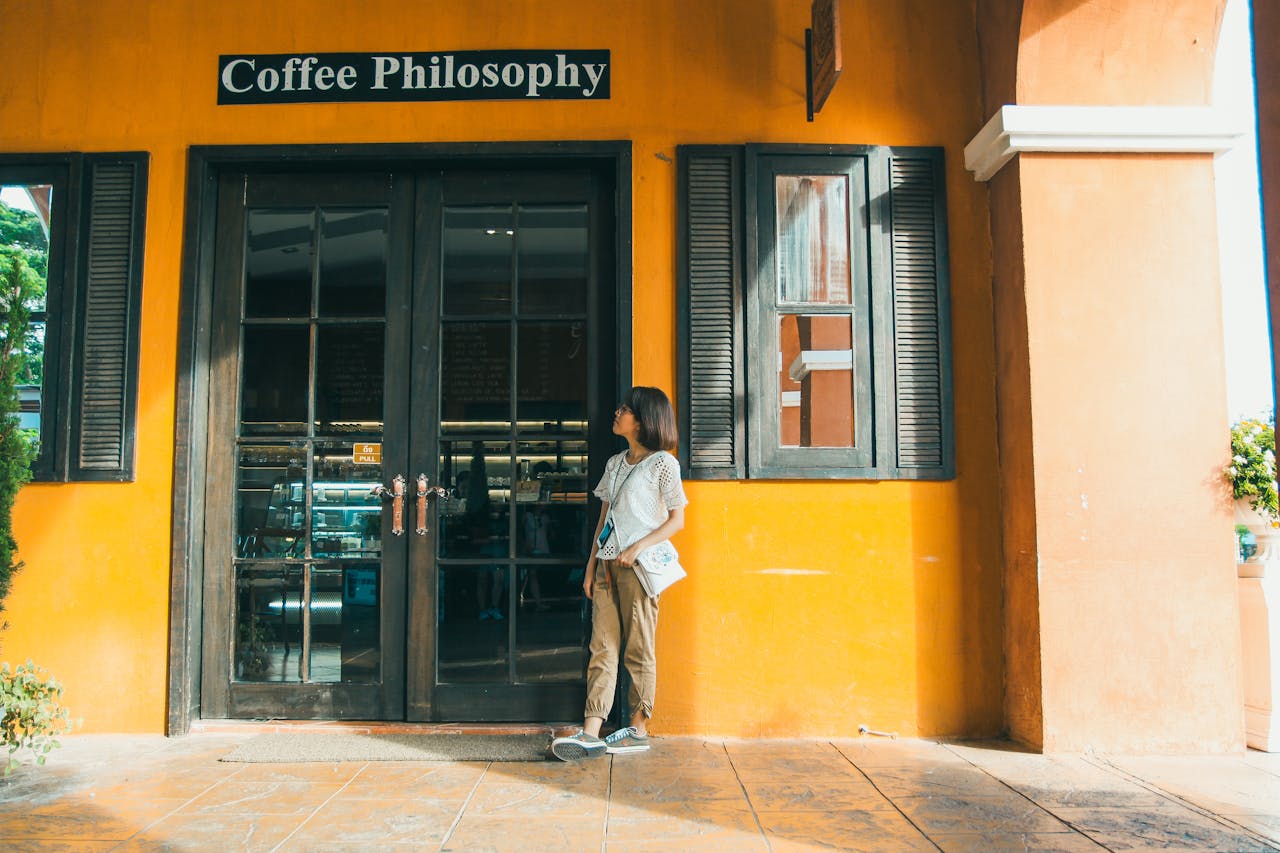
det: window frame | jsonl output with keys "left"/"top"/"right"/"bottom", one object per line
{"left": 747, "top": 151, "right": 877, "bottom": 477}
{"left": 678, "top": 143, "right": 953, "bottom": 481}
{"left": 0, "top": 152, "right": 147, "bottom": 483}
{"left": 0, "top": 157, "right": 78, "bottom": 482}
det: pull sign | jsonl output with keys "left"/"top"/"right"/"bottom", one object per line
{"left": 354, "top": 443, "right": 382, "bottom": 465}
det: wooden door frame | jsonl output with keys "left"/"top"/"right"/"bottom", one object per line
{"left": 168, "top": 142, "right": 633, "bottom": 735}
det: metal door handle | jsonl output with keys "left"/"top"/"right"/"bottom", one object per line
{"left": 415, "top": 474, "right": 449, "bottom": 535}
{"left": 371, "top": 474, "right": 407, "bottom": 536}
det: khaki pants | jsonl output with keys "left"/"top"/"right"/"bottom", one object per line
{"left": 585, "top": 560, "right": 659, "bottom": 721}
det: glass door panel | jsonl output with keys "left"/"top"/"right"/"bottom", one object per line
{"left": 240, "top": 327, "right": 310, "bottom": 435}
{"left": 424, "top": 174, "right": 603, "bottom": 722}
{"left": 319, "top": 209, "right": 389, "bottom": 316}
{"left": 439, "top": 323, "right": 512, "bottom": 435}
{"left": 203, "top": 172, "right": 410, "bottom": 720}
{"left": 517, "top": 321, "right": 588, "bottom": 428}
{"left": 517, "top": 204, "right": 588, "bottom": 314}
{"left": 244, "top": 209, "right": 314, "bottom": 318}
{"left": 442, "top": 206, "right": 513, "bottom": 315}
{"left": 514, "top": 564, "right": 590, "bottom": 684}
{"left": 206, "top": 167, "right": 611, "bottom": 723}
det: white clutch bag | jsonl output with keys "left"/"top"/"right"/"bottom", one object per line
{"left": 633, "top": 540, "right": 686, "bottom": 598}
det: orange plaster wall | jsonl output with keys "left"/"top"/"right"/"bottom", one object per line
{"left": 1018, "top": 154, "right": 1241, "bottom": 752}
{"left": 0, "top": 0, "right": 1003, "bottom": 736}
{"left": 1018, "top": 0, "right": 1223, "bottom": 105}
{"left": 986, "top": 160, "right": 1044, "bottom": 750}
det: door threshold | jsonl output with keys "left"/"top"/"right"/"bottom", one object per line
{"left": 190, "top": 719, "right": 579, "bottom": 737}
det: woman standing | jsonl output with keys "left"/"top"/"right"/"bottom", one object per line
{"left": 551, "top": 386, "right": 687, "bottom": 761}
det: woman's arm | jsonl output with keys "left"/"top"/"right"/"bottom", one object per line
{"left": 616, "top": 504, "right": 685, "bottom": 568}
{"left": 583, "top": 500, "right": 611, "bottom": 599}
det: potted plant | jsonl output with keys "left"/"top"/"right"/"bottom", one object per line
{"left": 1227, "top": 416, "right": 1278, "bottom": 557}
{"left": 1229, "top": 416, "right": 1280, "bottom": 750}
{"left": 1, "top": 661, "right": 72, "bottom": 775}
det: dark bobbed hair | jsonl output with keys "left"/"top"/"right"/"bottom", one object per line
{"left": 625, "top": 386, "right": 678, "bottom": 452}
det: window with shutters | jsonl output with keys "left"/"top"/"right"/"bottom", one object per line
{"left": 678, "top": 144, "right": 953, "bottom": 480}
{"left": 0, "top": 154, "right": 148, "bottom": 482}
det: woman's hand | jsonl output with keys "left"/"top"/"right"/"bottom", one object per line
{"left": 582, "top": 559, "right": 596, "bottom": 599}
{"left": 617, "top": 543, "right": 641, "bottom": 568}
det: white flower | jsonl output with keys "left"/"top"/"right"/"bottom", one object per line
{"left": 1228, "top": 466, "right": 1239, "bottom": 478}
{"left": 1235, "top": 454, "right": 1247, "bottom": 464}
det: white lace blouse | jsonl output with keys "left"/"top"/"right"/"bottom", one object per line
{"left": 593, "top": 450, "right": 688, "bottom": 559}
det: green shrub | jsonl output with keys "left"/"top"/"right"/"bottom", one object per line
{"left": 0, "top": 660, "right": 72, "bottom": 775}
{"left": 1227, "top": 416, "right": 1278, "bottom": 524}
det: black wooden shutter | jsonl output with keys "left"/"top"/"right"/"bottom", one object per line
{"left": 68, "top": 153, "right": 148, "bottom": 481}
{"left": 885, "top": 150, "right": 953, "bottom": 479}
{"left": 677, "top": 146, "right": 745, "bottom": 479}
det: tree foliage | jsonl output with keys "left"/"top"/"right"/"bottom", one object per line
{"left": 0, "top": 200, "right": 47, "bottom": 387}
{"left": 0, "top": 255, "right": 36, "bottom": 626}
{"left": 0, "top": 201, "right": 47, "bottom": 283}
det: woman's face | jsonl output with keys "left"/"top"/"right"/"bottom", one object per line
{"left": 612, "top": 402, "right": 640, "bottom": 440}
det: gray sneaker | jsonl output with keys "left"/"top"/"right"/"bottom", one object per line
{"left": 604, "top": 726, "right": 650, "bottom": 754}
{"left": 551, "top": 729, "right": 606, "bottom": 761}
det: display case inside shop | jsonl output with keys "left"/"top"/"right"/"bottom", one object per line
{"left": 258, "top": 480, "right": 382, "bottom": 559}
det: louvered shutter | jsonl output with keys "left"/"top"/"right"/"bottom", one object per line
{"left": 677, "top": 147, "right": 745, "bottom": 479}
{"left": 886, "top": 151, "right": 953, "bottom": 479}
{"left": 69, "top": 153, "right": 148, "bottom": 481}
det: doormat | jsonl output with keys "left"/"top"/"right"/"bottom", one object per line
{"left": 221, "top": 732, "right": 551, "bottom": 763}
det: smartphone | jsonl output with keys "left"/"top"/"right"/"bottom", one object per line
{"left": 597, "top": 517, "right": 614, "bottom": 548}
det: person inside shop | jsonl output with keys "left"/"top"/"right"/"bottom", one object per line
{"left": 453, "top": 454, "right": 505, "bottom": 622}
{"left": 551, "top": 386, "right": 687, "bottom": 760}
{"left": 520, "top": 503, "right": 551, "bottom": 611}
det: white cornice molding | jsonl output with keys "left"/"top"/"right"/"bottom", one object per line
{"left": 788, "top": 349, "right": 853, "bottom": 382}
{"left": 964, "top": 105, "right": 1245, "bottom": 182}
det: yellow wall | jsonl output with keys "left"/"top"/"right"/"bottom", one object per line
{"left": 1, "top": 0, "right": 1002, "bottom": 736}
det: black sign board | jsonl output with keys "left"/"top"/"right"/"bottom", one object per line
{"left": 219, "top": 50, "right": 611, "bottom": 105}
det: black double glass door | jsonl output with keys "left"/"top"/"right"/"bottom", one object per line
{"left": 200, "top": 168, "right": 613, "bottom": 721}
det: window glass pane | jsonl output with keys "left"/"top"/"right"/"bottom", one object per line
{"left": 245, "top": 210, "right": 314, "bottom": 318}
{"left": 236, "top": 444, "right": 307, "bottom": 558}
{"left": 775, "top": 175, "right": 851, "bottom": 305}
{"left": 316, "top": 324, "right": 384, "bottom": 435}
{"left": 311, "top": 441, "right": 383, "bottom": 559}
{"left": 437, "top": 440, "right": 512, "bottom": 559}
{"left": 516, "top": 322, "right": 587, "bottom": 428}
{"left": 438, "top": 565, "right": 511, "bottom": 683}
{"left": 515, "top": 439, "right": 589, "bottom": 560}
{"left": 309, "top": 564, "right": 380, "bottom": 683}
{"left": 241, "top": 325, "right": 310, "bottom": 435}
{"left": 517, "top": 205, "right": 588, "bottom": 314}
{"left": 440, "top": 322, "right": 511, "bottom": 434}
{"left": 234, "top": 565, "right": 304, "bottom": 682}
{"left": 1, "top": 184, "right": 52, "bottom": 445}
{"left": 17, "top": 322, "right": 44, "bottom": 443}
{"left": 515, "top": 565, "right": 588, "bottom": 683}
{"left": 443, "top": 206, "right": 512, "bottom": 315}
{"left": 318, "top": 208, "right": 387, "bottom": 317}
{"left": 778, "top": 314, "right": 854, "bottom": 448}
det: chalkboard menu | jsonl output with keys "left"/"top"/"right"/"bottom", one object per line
{"left": 442, "top": 323, "right": 510, "bottom": 418}
{"left": 517, "top": 322, "right": 583, "bottom": 403}
{"left": 317, "top": 324, "right": 385, "bottom": 426}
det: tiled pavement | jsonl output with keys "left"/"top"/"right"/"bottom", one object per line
{"left": 2, "top": 733, "right": 1279, "bottom": 852}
